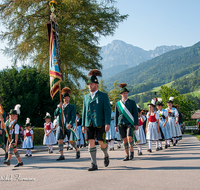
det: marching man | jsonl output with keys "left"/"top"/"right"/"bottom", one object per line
{"left": 82, "top": 69, "right": 111, "bottom": 171}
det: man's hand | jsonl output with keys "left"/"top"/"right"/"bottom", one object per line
{"left": 135, "top": 125, "right": 139, "bottom": 130}
{"left": 58, "top": 102, "right": 63, "bottom": 109}
{"left": 105, "top": 125, "right": 110, "bottom": 132}
{"left": 67, "top": 124, "right": 72, "bottom": 129}
{"left": 82, "top": 126, "right": 85, "bottom": 134}
{"left": 115, "top": 126, "right": 118, "bottom": 132}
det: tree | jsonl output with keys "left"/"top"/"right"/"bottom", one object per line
{"left": 159, "top": 86, "right": 197, "bottom": 120}
{"left": 98, "top": 78, "right": 107, "bottom": 93}
{"left": 109, "top": 80, "right": 121, "bottom": 108}
{"left": 0, "top": 0, "right": 128, "bottom": 89}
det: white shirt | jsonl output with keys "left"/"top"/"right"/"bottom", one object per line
{"left": 91, "top": 90, "right": 98, "bottom": 99}
{"left": 5, "top": 120, "right": 19, "bottom": 135}
{"left": 63, "top": 103, "right": 69, "bottom": 108}
{"left": 122, "top": 98, "right": 128, "bottom": 104}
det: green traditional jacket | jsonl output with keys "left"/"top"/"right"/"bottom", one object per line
{"left": 82, "top": 90, "right": 111, "bottom": 127}
{"left": 54, "top": 103, "right": 76, "bottom": 127}
{"left": 115, "top": 98, "right": 138, "bottom": 127}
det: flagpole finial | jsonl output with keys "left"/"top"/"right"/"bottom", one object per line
{"left": 49, "top": 1, "right": 57, "bottom": 21}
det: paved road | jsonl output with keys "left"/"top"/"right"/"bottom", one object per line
{"left": 0, "top": 134, "right": 200, "bottom": 190}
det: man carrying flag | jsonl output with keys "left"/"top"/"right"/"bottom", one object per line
{"left": 115, "top": 83, "right": 139, "bottom": 161}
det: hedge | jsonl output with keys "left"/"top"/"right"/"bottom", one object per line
{"left": 33, "top": 127, "right": 44, "bottom": 145}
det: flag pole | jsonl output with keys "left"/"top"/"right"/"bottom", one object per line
{"left": 59, "top": 84, "right": 65, "bottom": 135}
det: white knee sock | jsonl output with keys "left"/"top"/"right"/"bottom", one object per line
{"left": 149, "top": 141, "right": 152, "bottom": 149}
{"left": 159, "top": 141, "right": 162, "bottom": 148}
{"left": 50, "top": 145, "right": 53, "bottom": 151}
{"left": 173, "top": 138, "right": 176, "bottom": 144}
{"left": 29, "top": 149, "right": 32, "bottom": 155}
{"left": 156, "top": 141, "right": 159, "bottom": 148}
{"left": 137, "top": 145, "right": 142, "bottom": 152}
{"left": 26, "top": 149, "right": 29, "bottom": 154}
{"left": 111, "top": 140, "right": 114, "bottom": 148}
{"left": 168, "top": 140, "right": 170, "bottom": 145}
{"left": 165, "top": 140, "right": 168, "bottom": 145}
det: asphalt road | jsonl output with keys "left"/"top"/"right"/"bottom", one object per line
{"left": 0, "top": 134, "right": 200, "bottom": 190}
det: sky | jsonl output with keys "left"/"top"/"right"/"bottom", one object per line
{"left": 0, "top": 0, "right": 200, "bottom": 70}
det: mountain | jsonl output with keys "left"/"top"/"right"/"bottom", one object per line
{"left": 104, "top": 41, "right": 200, "bottom": 90}
{"left": 100, "top": 40, "right": 182, "bottom": 79}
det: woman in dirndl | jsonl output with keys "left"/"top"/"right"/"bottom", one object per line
{"left": 156, "top": 98, "right": 172, "bottom": 149}
{"left": 146, "top": 99, "right": 161, "bottom": 152}
{"left": 165, "top": 97, "right": 180, "bottom": 146}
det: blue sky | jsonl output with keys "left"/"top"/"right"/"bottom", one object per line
{"left": 0, "top": 0, "right": 200, "bottom": 69}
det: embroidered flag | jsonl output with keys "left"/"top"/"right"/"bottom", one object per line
{"left": 47, "top": 21, "right": 62, "bottom": 99}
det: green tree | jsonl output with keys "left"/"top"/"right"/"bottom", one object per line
{"left": 159, "top": 86, "right": 197, "bottom": 120}
{"left": 109, "top": 80, "right": 121, "bottom": 108}
{"left": 0, "top": 0, "right": 128, "bottom": 89}
{"left": 98, "top": 78, "right": 107, "bottom": 93}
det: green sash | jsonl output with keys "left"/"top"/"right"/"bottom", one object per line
{"left": 118, "top": 100, "right": 140, "bottom": 143}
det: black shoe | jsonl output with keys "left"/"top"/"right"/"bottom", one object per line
{"left": 117, "top": 145, "right": 121, "bottom": 149}
{"left": 109, "top": 148, "right": 112, "bottom": 151}
{"left": 69, "top": 147, "right": 73, "bottom": 150}
{"left": 173, "top": 143, "right": 176, "bottom": 146}
{"left": 25, "top": 154, "right": 28, "bottom": 157}
{"left": 29, "top": 154, "right": 32, "bottom": 157}
{"left": 50, "top": 151, "right": 53, "bottom": 154}
{"left": 123, "top": 155, "right": 129, "bottom": 161}
{"left": 112, "top": 147, "right": 114, "bottom": 151}
{"left": 76, "top": 151, "right": 80, "bottom": 159}
{"left": 88, "top": 163, "right": 98, "bottom": 171}
{"left": 159, "top": 147, "right": 163, "bottom": 150}
{"left": 168, "top": 144, "right": 170, "bottom": 147}
{"left": 4, "top": 159, "right": 10, "bottom": 166}
{"left": 4, "top": 152, "right": 8, "bottom": 161}
{"left": 104, "top": 156, "right": 109, "bottom": 167}
{"left": 165, "top": 145, "right": 168, "bottom": 149}
{"left": 56, "top": 155, "right": 65, "bottom": 161}
{"left": 138, "top": 150, "right": 142, "bottom": 155}
{"left": 130, "top": 152, "right": 134, "bottom": 160}
{"left": 66, "top": 147, "right": 69, "bottom": 151}
{"left": 80, "top": 145, "right": 83, "bottom": 148}
{"left": 14, "top": 162, "right": 23, "bottom": 167}
{"left": 156, "top": 148, "right": 159, "bottom": 151}
{"left": 147, "top": 149, "right": 152, "bottom": 153}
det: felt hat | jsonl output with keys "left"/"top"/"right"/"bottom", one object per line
{"left": 156, "top": 98, "right": 164, "bottom": 106}
{"left": 167, "top": 97, "right": 174, "bottom": 104}
{"left": 44, "top": 112, "right": 51, "bottom": 119}
{"left": 8, "top": 104, "right": 21, "bottom": 115}
{"left": 147, "top": 99, "right": 156, "bottom": 107}
{"left": 24, "top": 118, "right": 31, "bottom": 127}
{"left": 61, "top": 87, "right": 71, "bottom": 98}
{"left": 119, "top": 83, "right": 129, "bottom": 94}
{"left": 87, "top": 69, "right": 102, "bottom": 84}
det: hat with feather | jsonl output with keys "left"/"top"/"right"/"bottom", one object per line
{"left": 87, "top": 69, "right": 102, "bottom": 85}
{"left": 147, "top": 99, "right": 156, "bottom": 107}
{"left": 61, "top": 87, "right": 71, "bottom": 98}
{"left": 24, "top": 118, "right": 31, "bottom": 127}
{"left": 167, "top": 97, "right": 174, "bottom": 104}
{"left": 44, "top": 112, "right": 51, "bottom": 119}
{"left": 9, "top": 104, "right": 21, "bottom": 115}
{"left": 119, "top": 83, "right": 129, "bottom": 94}
{"left": 156, "top": 98, "right": 164, "bottom": 106}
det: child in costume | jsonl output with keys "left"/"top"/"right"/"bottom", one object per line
{"left": 43, "top": 113, "right": 56, "bottom": 153}
{"left": 135, "top": 105, "right": 146, "bottom": 155}
{"left": 22, "top": 118, "right": 34, "bottom": 156}
{"left": 106, "top": 102, "right": 115, "bottom": 151}
{"left": 1, "top": 104, "right": 23, "bottom": 167}
{"left": 146, "top": 100, "right": 160, "bottom": 152}
{"left": 75, "top": 112, "right": 84, "bottom": 148}
{"left": 156, "top": 98, "right": 172, "bottom": 149}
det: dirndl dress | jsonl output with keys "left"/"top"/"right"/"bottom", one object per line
{"left": 157, "top": 109, "right": 172, "bottom": 140}
{"left": 135, "top": 116, "right": 146, "bottom": 145}
{"left": 43, "top": 122, "right": 56, "bottom": 145}
{"left": 22, "top": 130, "right": 33, "bottom": 149}
{"left": 146, "top": 112, "right": 160, "bottom": 141}
{"left": 106, "top": 112, "right": 115, "bottom": 141}
{"left": 166, "top": 108, "right": 179, "bottom": 138}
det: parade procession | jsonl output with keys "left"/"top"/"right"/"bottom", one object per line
{"left": 0, "top": 0, "right": 188, "bottom": 170}
{"left": 0, "top": 1, "right": 200, "bottom": 189}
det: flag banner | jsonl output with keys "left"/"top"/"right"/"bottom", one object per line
{"left": 47, "top": 21, "right": 62, "bottom": 99}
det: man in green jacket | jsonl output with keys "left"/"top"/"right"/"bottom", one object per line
{"left": 115, "top": 83, "right": 138, "bottom": 161}
{"left": 54, "top": 87, "right": 80, "bottom": 161}
{"left": 82, "top": 69, "right": 111, "bottom": 171}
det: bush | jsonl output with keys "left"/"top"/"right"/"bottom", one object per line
{"left": 33, "top": 127, "right": 44, "bottom": 145}
{"left": 184, "top": 120, "right": 197, "bottom": 126}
